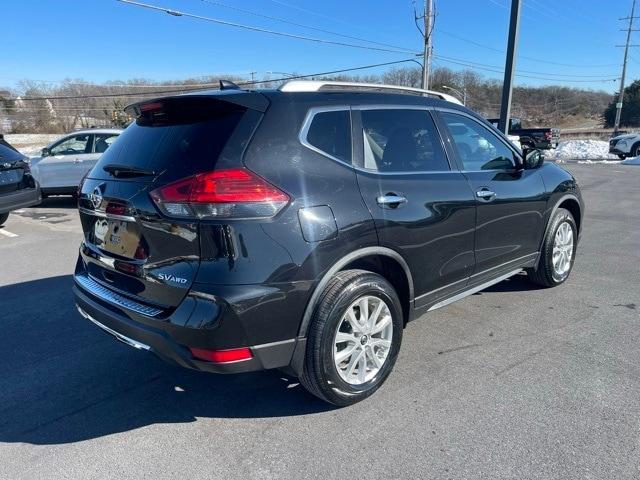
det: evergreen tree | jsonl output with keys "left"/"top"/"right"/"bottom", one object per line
{"left": 604, "top": 80, "right": 640, "bottom": 127}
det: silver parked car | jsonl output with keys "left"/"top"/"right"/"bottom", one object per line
{"left": 30, "top": 128, "right": 121, "bottom": 196}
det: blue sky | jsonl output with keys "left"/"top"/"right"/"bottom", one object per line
{"left": 1, "top": 0, "right": 634, "bottom": 92}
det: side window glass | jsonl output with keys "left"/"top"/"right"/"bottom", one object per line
{"left": 361, "top": 109, "right": 449, "bottom": 172}
{"left": 94, "top": 134, "right": 119, "bottom": 154}
{"left": 441, "top": 113, "right": 517, "bottom": 171}
{"left": 50, "top": 134, "right": 90, "bottom": 156}
{"left": 305, "top": 110, "right": 352, "bottom": 163}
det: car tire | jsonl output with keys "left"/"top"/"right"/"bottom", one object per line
{"left": 527, "top": 208, "right": 577, "bottom": 287}
{"left": 0, "top": 213, "right": 8, "bottom": 226}
{"left": 299, "top": 269, "right": 403, "bottom": 406}
{"left": 632, "top": 143, "right": 640, "bottom": 157}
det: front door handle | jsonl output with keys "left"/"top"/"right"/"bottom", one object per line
{"left": 476, "top": 188, "right": 496, "bottom": 200}
{"left": 376, "top": 194, "right": 407, "bottom": 208}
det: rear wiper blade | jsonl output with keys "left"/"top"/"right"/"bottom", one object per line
{"left": 102, "top": 163, "right": 156, "bottom": 178}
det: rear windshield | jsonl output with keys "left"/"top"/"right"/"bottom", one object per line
{"left": 0, "top": 141, "right": 26, "bottom": 163}
{"left": 89, "top": 97, "right": 259, "bottom": 182}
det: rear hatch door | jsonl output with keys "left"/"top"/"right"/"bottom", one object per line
{"left": 77, "top": 94, "right": 266, "bottom": 311}
{"left": 0, "top": 140, "right": 30, "bottom": 195}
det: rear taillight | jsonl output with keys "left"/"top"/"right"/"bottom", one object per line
{"left": 149, "top": 168, "right": 289, "bottom": 219}
{"left": 189, "top": 347, "right": 253, "bottom": 363}
{"left": 544, "top": 131, "right": 553, "bottom": 140}
{"left": 78, "top": 170, "right": 89, "bottom": 194}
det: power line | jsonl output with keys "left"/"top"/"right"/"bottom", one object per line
{"left": 486, "top": 0, "right": 615, "bottom": 49}
{"left": 8, "top": 58, "right": 420, "bottom": 102}
{"left": 434, "top": 54, "right": 619, "bottom": 79}
{"left": 197, "top": 0, "right": 413, "bottom": 52}
{"left": 264, "top": 0, "right": 354, "bottom": 27}
{"left": 434, "top": 55, "right": 619, "bottom": 83}
{"left": 434, "top": 28, "right": 619, "bottom": 68}
{"left": 116, "top": 0, "right": 417, "bottom": 54}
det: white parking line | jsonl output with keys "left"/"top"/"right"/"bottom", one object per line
{"left": 0, "top": 229, "right": 18, "bottom": 238}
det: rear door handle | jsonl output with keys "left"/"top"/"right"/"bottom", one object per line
{"left": 376, "top": 194, "right": 407, "bottom": 208}
{"left": 476, "top": 188, "right": 496, "bottom": 200}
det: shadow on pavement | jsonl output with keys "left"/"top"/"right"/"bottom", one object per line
{"left": 0, "top": 275, "right": 331, "bottom": 446}
{"left": 33, "top": 195, "right": 78, "bottom": 209}
{"left": 475, "top": 273, "right": 543, "bottom": 294}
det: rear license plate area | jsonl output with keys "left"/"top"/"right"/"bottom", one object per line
{"left": 93, "top": 218, "right": 141, "bottom": 258}
{"left": 0, "top": 169, "right": 22, "bottom": 185}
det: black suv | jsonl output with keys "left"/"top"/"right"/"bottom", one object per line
{"left": 0, "top": 134, "right": 40, "bottom": 226}
{"left": 73, "top": 81, "right": 583, "bottom": 406}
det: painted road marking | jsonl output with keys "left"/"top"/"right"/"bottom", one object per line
{"left": 0, "top": 229, "right": 18, "bottom": 238}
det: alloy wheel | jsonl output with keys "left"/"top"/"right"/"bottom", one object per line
{"left": 552, "top": 221, "right": 574, "bottom": 277}
{"left": 333, "top": 296, "right": 393, "bottom": 385}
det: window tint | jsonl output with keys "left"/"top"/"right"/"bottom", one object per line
{"left": 0, "top": 141, "right": 25, "bottom": 162}
{"left": 50, "top": 134, "right": 91, "bottom": 156}
{"left": 93, "top": 133, "right": 119, "bottom": 154}
{"left": 305, "top": 110, "right": 352, "bottom": 163}
{"left": 441, "top": 113, "right": 517, "bottom": 171}
{"left": 361, "top": 109, "right": 448, "bottom": 172}
{"left": 91, "top": 97, "right": 257, "bottom": 182}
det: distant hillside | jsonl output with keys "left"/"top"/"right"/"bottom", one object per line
{"left": 332, "top": 67, "right": 613, "bottom": 129}
{"left": 0, "top": 67, "right": 614, "bottom": 133}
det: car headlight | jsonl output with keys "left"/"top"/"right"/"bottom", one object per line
{"left": 618, "top": 140, "right": 628, "bottom": 148}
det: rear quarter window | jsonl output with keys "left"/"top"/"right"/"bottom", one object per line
{"left": 303, "top": 109, "right": 352, "bottom": 164}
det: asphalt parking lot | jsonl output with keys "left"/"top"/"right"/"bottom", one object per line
{"left": 0, "top": 164, "right": 638, "bottom": 479}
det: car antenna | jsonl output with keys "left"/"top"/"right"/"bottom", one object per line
{"left": 219, "top": 80, "right": 241, "bottom": 91}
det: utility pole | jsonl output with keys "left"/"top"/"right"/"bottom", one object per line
{"left": 498, "top": 0, "right": 521, "bottom": 135}
{"left": 421, "top": 0, "right": 433, "bottom": 90}
{"left": 614, "top": 0, "right": 638, "bottom": 135}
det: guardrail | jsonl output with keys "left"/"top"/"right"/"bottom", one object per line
{"left": 560, "top": 128, "right": 619, "bottom": 141}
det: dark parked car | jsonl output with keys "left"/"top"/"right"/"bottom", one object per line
{"left": 73, "top": 81, "right": 583, "bottom": 406}
{"left": 0, "top": 134, "right": 40, "bottom": 226}
{"left": 488, "top": 117, "right": 560, "bottom": 150}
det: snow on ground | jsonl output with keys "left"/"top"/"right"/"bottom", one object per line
{"left": 3, "top": 134, "right": 60, "bottom": 157}
{"left": 545, "top": 140, "right": 621, "bottom": 164}
{"left": 621, "top": 156, "right": 640, "bottom": 165}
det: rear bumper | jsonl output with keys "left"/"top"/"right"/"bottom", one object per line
{"left": 0, "top": 186, "right": 40, "bottom": 214}
{"left": 73, "top": 277, "right": 301, "bottom": 374}
{"left": 535, "top": 140, "right": 557, "bottom": 150}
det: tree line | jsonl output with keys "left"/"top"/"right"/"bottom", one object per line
{"left": 0, "top": 67, "right": 616, "bottom": 133}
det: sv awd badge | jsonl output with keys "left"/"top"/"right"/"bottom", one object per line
{"left": 157, "top": 273, "right": 188, "bottom": 284}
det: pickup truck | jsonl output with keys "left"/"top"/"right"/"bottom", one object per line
{"left": 488, "top": 117, "right": 560, "bottom": 150}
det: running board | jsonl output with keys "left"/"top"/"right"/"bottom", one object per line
{"left": 427, "top": 269, "right": 523, "bottom": 312}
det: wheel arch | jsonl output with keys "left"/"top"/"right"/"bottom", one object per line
{"left": 536, "top": 193, "right": 582, "bottom": 262}
{"left": 297, "top": 247, "right": 414, "bottom": 339}
{"left": 557, "top": 196, "right": 582, "bottom": 234}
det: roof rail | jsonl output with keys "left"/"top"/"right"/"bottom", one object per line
{"left": 278, "top": 80, "right": 463, "bottom": 105}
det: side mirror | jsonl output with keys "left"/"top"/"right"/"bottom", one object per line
{"left": 41, "top": 147, "right": 51, "bottom": 157}
{"left": 523, "top": 148, "right": 544, "bottom": 169}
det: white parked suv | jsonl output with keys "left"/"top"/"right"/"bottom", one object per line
{"left": 30, "top": 128, "right": 121, "bottom": 197}
{"left": 609, "top": 132, "right": 640, "bottom": 159}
